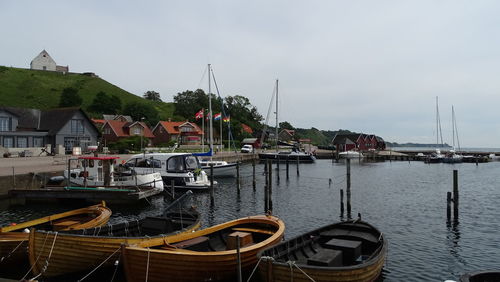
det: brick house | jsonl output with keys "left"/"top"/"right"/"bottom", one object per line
{"left": 278, "top": 129, "right": 296, "bottom": 143}
{"left": 151, "top": 121, "right": 203, "bottom": 145}
{"left": 101, "top": 120, "right": 154, "bottom": 145}
{"left": 331, "top": 133, "right": 385, "bottom": 151}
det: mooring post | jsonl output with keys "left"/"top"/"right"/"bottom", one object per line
{"left": 12, "top": 167, "right": 15, "bottom": 188}
{"left": 210, "top": 164, "right": 214, "bottom": 205}
{"left": 296, "top": 156, "right": 300, "bottom": 176}
{"left": 264, "top": 160, "right": 269, "bottom": 213}
{"left": 346, "top": 158, "right": 351, "bottom": 217}
{"left": 171, "top": 180, "right": 175, "bottom": 199}
{"left": 447, "top": 191, "right": 452, "bottom": 221}
{"left": 236, "top": 162, "right": 240, "bottom": 191}
{"left": 276, "top": 156, "right": 280, "bottom": 183}
{"left": 252, "top": 159, "right": 256, "bottom": 191}
{"left": 236, "top": 235, "right": 242, "bottom": 282}
{"left": 453, "top": 169, "right": 458, "bottom": 219}
{"left": 268, "top": 159, "right": 273, "bottom": 213}
{"left": 340, "top": 188, "right": 344, "bottom": 217}
{"left": 286, "top": 158, "right": 289, "bottom": 179}
{"left": 475, "top": 157, "right": 478, "bottom": 166}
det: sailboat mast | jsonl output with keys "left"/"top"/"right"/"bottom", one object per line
{"left": 452, "top": 105, "right": 455, "bottom": 149}
{"left": 208, "top": 64, "right": 213, "bottom": 156}
{"left": 275, "top": 79, "right": 279, "bottom": 153}
{"left": 436, "top": 96, "right": 439, "bottom": 147}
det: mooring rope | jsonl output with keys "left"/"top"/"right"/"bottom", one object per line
{"left": 145, "top": 247, "right": 151, "bottom": 282}
{"left": 29, "top": 231, "right": 58, "bottom": 281}
{"left": 22, "top": 231, "right": 50, "bottom": 280}
{"left": 287, "top": 261, "right": 316, "bottom": 282}
{"left": 77, "top": 247, "right": 121, "bottom": 282}
{"left": 0, "top": 239, "right": 27, "bottom": 263}
{"left": 109, "top": 251, "right": 122, "bottom": 282}
{"left": 246, "top": 255, "right": 272, "bottom": 282}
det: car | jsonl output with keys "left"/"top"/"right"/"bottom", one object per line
{"left": 241, "top": 144, "right": 253, "bottom": 153}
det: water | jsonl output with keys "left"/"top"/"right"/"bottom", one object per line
{"left": 2, "top": 159, "right": 500, "bottom": 281}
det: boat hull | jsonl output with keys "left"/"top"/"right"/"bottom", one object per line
{"left": 202, "top": 163, "right": 237, "bottom": 177}
{"left": 28, "top": 210, "right": 200, "bottom": 278}
{"left": 257, "top": 220, "right": 387, "bottom": 282}
{"left": 122, "top": 215, "right": 285, "bottom": 282}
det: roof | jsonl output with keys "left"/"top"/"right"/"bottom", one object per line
{"left": 0, "top": 107, "right": 42, "bottom": 130}
{"left": 105, "top": 120, "right": 154, "bottom": 138}
{"left": 129, "top": 121, "right": 155, "bottom": 138}
{"left": 40, "top": 107, "right": 99, "bottom": 135}
{"left": 241, "top": 124, "right": 253, "bottom": 134}
{"left": 280, "top": 129, "right": 295, "bottom": 136}
{"left": 156, "top": 121, "right": 202, "bottom": 135}
{"left": 102, "top": 114, "right": 133, "bottom": 122}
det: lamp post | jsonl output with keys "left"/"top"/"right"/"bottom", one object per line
{"left": 140, "top": 117, "right": 145, "bottom": 156}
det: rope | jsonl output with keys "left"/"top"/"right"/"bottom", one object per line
{"left": 22, "top": 231, "right": 50, "bottom": 280}
{"left": 109, "top": 251, "right": 122, "bottom": 282}
{"left": 288, "top": 261, "right": 316, "bottom": 282}
{"left": 145, "top": 247, "right": 150, "bottom": 282}
{"left": 246, "top": 255, "right": 272, "bottom": 282}
{"left": 0, "top": 239, "right": 27, "bottom": 263}
{"left": 77, "top": 247, "right": 121, "bottom": 281}
{"left": 29, "top": 232, "right": 58, "bottom": 281}
{"left": 288, "top": 260, "right": 294, "bottom": 282}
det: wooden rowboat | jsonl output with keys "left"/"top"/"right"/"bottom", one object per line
{"left": 122, "top": 214, "right": 285, "bottom": 282}
{"left": 28, "top": 207, "right": 200, "bottom": 278}
{"left": 257, "top": 219, "right": 387, "bottom": 282}
{"left": 0, "top": 202, "right": 110, "bottom": 273}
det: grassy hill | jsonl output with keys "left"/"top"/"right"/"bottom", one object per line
{"left": 0, "top": 66, "right": 174, "bottom": 119}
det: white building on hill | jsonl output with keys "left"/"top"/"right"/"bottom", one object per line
{"left": 30, "top": 50, "right": 69, "bottom": 73}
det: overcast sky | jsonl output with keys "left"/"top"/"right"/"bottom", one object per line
{"left": 2, "top": 1, "right": 499, "bottom": 147}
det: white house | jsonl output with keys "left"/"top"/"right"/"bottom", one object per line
{"left": 30, "top": 50, "right": 69, "bottom": 73}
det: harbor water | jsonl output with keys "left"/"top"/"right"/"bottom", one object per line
{"left": 1, "top": 159, "right": 500, "bottom": 281}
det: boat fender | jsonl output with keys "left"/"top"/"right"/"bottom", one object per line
{"left": 23, "top": 228, "right": 30, "bottom": 233}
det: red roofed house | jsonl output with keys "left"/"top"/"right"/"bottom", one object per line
{"left": 101, "top": 120, "right": 154, "bottom": 145}
{"left": 278, "top": 129, "right": 296, "bottom": 143}
{"left": 152, "top": 120, "right": 203, "bottom": 145}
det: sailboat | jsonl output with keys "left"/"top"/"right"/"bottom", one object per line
{"left": 426, "top": 97, "right": 445, "bottom": 163}
{"left": 194, "top": 64, "right": 237, "bottom": 177}
{"left": 442, "top": 106, "right": 463, "bottom": 163}
{"left": 258, "top": 79, "right": 316, "bottom": 163}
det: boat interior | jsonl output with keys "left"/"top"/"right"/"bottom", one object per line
{"left": 60, "top": 211, "right": 198, "bottom": 237}
{"left": 149, "top": 221, "right": 279, "bottom": 252}
{"left": 261, "top": 222, "right": 383, "bottom": 267}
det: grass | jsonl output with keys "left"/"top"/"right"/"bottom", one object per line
{"left": 0, "top": 66, "right": 174, "bottom": 119}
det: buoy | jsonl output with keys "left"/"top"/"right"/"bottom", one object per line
{"left": 10, "top": 223, "right": 17, "bottom": 226}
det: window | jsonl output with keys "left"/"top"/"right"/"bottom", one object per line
{"left": 70, "top": 119, "right": 84, "bottom": 134}
{"left": 104, "top": 127, "right": 111, "bottom": 134}
{"left": 133, "top": 127, "right": 141, "bottom": 135}
{"left": 167, "top": 156, "right": 185, "bottom": 172}
{"left": 185, "top": 156, "right": 199, "bottom": 170}
{"left": 135, "top": 158, "right": 161, "bottom": 168}
{"left": 3, "top": 137, "right": 13, "bottom": 148}
{"left": 17, "top": 137, "right": 28, "bottom": 148}
{"left": 33, "top": 137, "right": 43, "bottom": 147}
{"left": 0, "top": 117, "right": 10, "bottom": 131}
{"left": 180, "top": 126, "right": 193, "bottom": 132}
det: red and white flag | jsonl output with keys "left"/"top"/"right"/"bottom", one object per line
{"left": 195, "top": 109, "right": 204, "bottom": 119}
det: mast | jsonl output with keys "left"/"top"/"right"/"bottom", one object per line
{"left": 208, "top": 64, "right": 213, "bottom": 158}
{"left": 275, "top": 79, "right": 279, "bottom": 153}
{"left": 451, "top": 105, "right": 455, "bottom": 150}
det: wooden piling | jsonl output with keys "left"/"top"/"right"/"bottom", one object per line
{"left": 264, "top": 160, "right": 269, "bottom": 213}
{"left": 340, "top": 189, "right": 344, "bottom": 217}
{"left": 236, "top": 162, "right": 240, "bottom": 191}
{"left": 286, "top": 158, "right": 289, "bottom": 179}
{"left": 171, "top": 180, "right": 175, "bottom": 199}
{"left": 252, "top": 159, "right": 256, "bottom": 191}
{"left": 210, "top": 164, "right": 214, "bottom": 205}
{"left": 453, "top": 169, "right": 458, "bottom": 219}
{"left": 346, "top": 158, "right": 351, "bottom": 216}
{"left": 276, "top": 156, "right": 280, "bottom": 183}
{"left": 268, "top": 159, "right": 273, "bottom": 213}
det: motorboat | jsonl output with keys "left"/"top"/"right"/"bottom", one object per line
{"left": 126, "top": 153, "right": 215, "bottom": 190}
{"left": 339, "top": 150, "right": 364, "bottom": 159}
{"left": 198, "top": 158, "right": 237, "bottom": 177}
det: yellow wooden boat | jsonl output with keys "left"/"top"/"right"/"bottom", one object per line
{"left": 0, "top": 202, "right": 110, "bottom": 273}
{"left": 257, "top": 219, "right": 387, "bottom": 282}
{"left": 121, "top": 214, "right": 285, "bottom": 282}
{"left": 28, "top": 207, "right": 200, "bottom": 278}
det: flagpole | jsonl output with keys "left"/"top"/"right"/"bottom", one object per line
{"left": 208, "top": 64, "right": 213, "bottom": 160}
{"left": 220, "top": 114, "right": 223, "bottom": 152}
{"left": 201, "top": 109, "right": 205, "bottom": 151}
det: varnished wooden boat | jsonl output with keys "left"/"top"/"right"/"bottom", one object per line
{"left": 28, "top": 207, "right": 200, "bottom": 278}
{"left": 257, "top": 220, "right": 387, "bottom": 282}
{"left": 122, "top": 215, "right": 285, "bottom": 282}
{"left": 0, "top": 202, "right": 110, "bottom": 272}
{"left": 460, "top": 270, "right": 500, "bottom": 282}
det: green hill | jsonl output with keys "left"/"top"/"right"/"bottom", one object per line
{"left": 0, "top": 66, "right": 174, "bottom": 119}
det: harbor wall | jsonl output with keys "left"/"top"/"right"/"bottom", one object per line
{"left": 0, "top": 172, "right": 59, "bottom": 198}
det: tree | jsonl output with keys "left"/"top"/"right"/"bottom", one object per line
{"left": 87, "top": 91, "right": 122, "bottom": 114}
{"left": 279, "top": 121, "right": 294, "bottom": 130}
{"left": 143, "top": 91, "right": 162, "bottom": 102}
{"left": 59, "top": 87, "right": 82, "bottom": 107}
{"left": 173, "top": 89, "right": 209, "bottom": 119}
{"left": 123, "top": 102, "right": 159, "bottom": 125}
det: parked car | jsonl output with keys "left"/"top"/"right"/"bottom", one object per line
{"left": 241, "top": 144, "right": 253, "bottom": 153}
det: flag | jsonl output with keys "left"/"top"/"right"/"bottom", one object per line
{"left": 205, "top": 111, "right": 211, "bottom": 120}
{"left": 223, "top": 116, "right": 230, "bottom": 122}
{"left": 214, "top": 113, "right": 221, "bottom": 120}
{"left": 195, "top": 109, "right": 204, "bottom": 119}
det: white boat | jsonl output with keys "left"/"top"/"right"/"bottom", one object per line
{"left": 125, "top": 153, "right": 215, "bottom": 190}
{"left": 63, "top": 156, "right": 164, "bottom": 190}
{"left": 198, "top": 158, "right": 237, "bottom": 177}
{"left": 339, "top": 150, "right": 364, "bottom": 159}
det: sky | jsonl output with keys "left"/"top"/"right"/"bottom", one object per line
{"left": 1, "top": 1, "right": 500, "bottom": 147}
